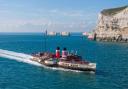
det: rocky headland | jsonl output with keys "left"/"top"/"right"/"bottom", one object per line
{"left": 94, "top": 6, "right": 128, "bottom": 42}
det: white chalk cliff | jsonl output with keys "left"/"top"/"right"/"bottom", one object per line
{"left": 94, "top": 6, "right": 128, "bottom": 42}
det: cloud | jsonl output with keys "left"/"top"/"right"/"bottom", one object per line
{"left": 0, "top": 20, "right": 95, "bottom": 32}
{"left": 0, "top": 18, "right": 96, "bottom": 32}
{"left": 49, "top": 9, "right": 58, "bottom": 13}
{"left": 48, "top": 9, "right": 86, "bottom": 17}
{"left": 0, "top": 7, "right": 97, "bottom": 32}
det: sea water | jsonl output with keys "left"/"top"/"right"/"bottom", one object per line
{"left": 0, "top": 33, "right": 128, "bottom": 89}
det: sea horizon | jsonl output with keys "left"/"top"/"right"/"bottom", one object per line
{"left": 0, "top": 0, "right": 128, "bottom": 89}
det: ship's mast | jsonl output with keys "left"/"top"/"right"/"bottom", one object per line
{"left": 44, "top": 29, "right": 47, "bottom": 52}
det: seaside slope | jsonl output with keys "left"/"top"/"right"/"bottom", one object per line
{"left": 94, "top": 6, "right": 128, "bottom": 42}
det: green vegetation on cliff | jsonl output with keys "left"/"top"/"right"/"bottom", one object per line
{"left": 101, "top": 6, "right": 128, "bottom": 16}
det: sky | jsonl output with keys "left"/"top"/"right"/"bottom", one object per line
{"left": 0, "top": 0, "right": 127, "bottom": 32}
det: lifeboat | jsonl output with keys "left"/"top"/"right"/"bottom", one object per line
{"left": 44, "top": 58, "right": 58, "bottom": 67}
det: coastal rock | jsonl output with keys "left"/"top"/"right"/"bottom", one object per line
{"left": 94, "top": 6, "right": 128, "bottom": 42}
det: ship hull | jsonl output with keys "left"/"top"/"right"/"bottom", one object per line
{"left": 58, "top": 66, "right": 95, "bottom": 71}
{"left": 30, "top": 57, "right": 96, "bottom": 72}
{"left": 58, "top": 61, "right": 96, "bottom": 72}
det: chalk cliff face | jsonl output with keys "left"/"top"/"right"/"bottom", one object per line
{"left": 94, "top": 6, "right": 128, "bottom": 42}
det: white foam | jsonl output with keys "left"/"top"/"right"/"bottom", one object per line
{"left": 0, "top": 49, "right": 42, "bottom": 67}
{"left": 0, "top": 49, "right": 89, "bottom": 73}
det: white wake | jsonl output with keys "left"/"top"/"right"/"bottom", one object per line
{"left": 0, "top": 49, "right": 84, "bottom": 73}
{"left": 0, "top": 49, "right": 42, "bottom": 66}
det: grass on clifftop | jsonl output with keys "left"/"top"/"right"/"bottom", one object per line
{"left": 101, "top": 6, "right": 128, "bottom": 16}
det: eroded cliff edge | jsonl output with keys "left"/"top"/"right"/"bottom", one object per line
{"left": 94, "top": 6, "right": 128, "bottom": 42}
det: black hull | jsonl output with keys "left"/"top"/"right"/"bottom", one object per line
{"left": 58, "top": 65, "right": 96, "bottom": 72}
{"left": 30, "top": 58, "right": 96, "bottom": 72}
{"left": 42, "top": 63, "right": 95, "bottom": 72}
{"left": 41, "top": 63, "right": 58, "bottom": 67}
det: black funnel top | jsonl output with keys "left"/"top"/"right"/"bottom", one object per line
{"left": 56, "top": 47, "right": 60, "bottom": 50}
{"left": 63, "top": 47, "right": 67, "bottom": 51}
